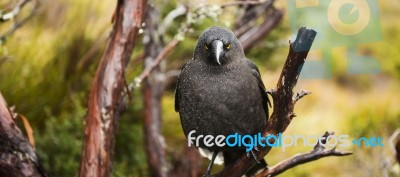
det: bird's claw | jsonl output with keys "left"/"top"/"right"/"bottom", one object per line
{"left": 246, "top": 149, "right": 261, "bottom": 163}
{"left": 266, "top": 89, "right": 274, "bottom": 95}
{"left": 246, "top": 152, "right": 251, "bottom": 158}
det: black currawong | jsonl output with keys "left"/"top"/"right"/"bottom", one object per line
{"left": 175, "top": 26, "right": 269, "bottom": 177}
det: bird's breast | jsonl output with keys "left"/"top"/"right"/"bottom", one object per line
{"left": 178, "top": 63, "right": 266, "bottom": 144}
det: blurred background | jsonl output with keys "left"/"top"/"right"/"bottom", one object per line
{"left": 0, "top": 0, "right": 399, "bottom": 176}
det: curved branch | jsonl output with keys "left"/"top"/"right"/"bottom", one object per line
{"left": 256, "top": 132, "right": 352, "bottom": 177}
{"left": 0, "top": 0, "right": 39, "bottom": 42}
{"left": 0, "top": 92, "right": 49, "bottom": 177}
{"left": 78, "top": 0, "right": 145, "bottom": 177}
{"left": 239, "top": 8, "right": 283, "bottom": 52}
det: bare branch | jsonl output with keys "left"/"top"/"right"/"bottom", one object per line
{"left": 257, "top": 132, "right": 352, "bottom": 177}
{"left": 141, "top": 5, "right": 168, "bottom": 177}
{"left": 0, "top": 92, "right": 49, "bottom": 177}
{"left": 78, "top": 0, "right": 145, "bottom": 176}
{"left": 219, "top": 0, "right": 266, "bottom": 8}
{"left": 0, "top": 0, "right": 39, "bottom": 42}
{"left": 293, "top": 90, "right": 311, "bottom": 103}
{"left": 129, "top": 38, "right": 179, "bottom": 90}
{"left": 233, "top": 0, "right": 275, "bottom": 37}
{"left": 159, "top": 4, "right": 188, "bottom": 35}
{"left": 239, "top": 8, "right": 283, "bottom": 52}
{"left": 0, "top": 0, "right": 31, "bottom": 22}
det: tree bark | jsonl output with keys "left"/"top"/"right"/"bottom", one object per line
{"left": 256, "top": 132, "right": 351, "bottom": 177}
{"left": 142, "top": 5, "right": 168, "bottom": 177}
{"left": 239, "top": 9, "right": 283, "bottom": 53}
{"left": 0, "top": 93, "right": 48, "bottom": 177}
{"left": 78, "top": 0, "right": 145, "bottom": 177}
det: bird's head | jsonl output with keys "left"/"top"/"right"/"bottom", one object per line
{"left": 194, "top": 26, "right": 244, "bottom": 66}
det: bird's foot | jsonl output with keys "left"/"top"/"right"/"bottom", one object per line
{"left": 203, "top": 172, "right": 212, "bottom": 177}
{"left": 203, "top": 151, "right": 218, "bottom": 177}
{"left": 246, "top": 149, "right": 261, "bottom": 163}
{"left": 266, "top": 89, "right": 275, "bottom": 95}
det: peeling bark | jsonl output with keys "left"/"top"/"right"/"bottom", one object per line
{"left": 0, "top": 93, "right": 48, "bottom": 177}
{"left": 78, "top": 0, "right": 145, "bottom": 177}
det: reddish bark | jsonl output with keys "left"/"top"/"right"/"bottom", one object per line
{"left": 0, "top": 93, "right": 48, "bottom": 177}
{"left": 77, "top": 0, "right": 145, "bottom": 177}
{"left": 141, "top": 6, "right": 168, "bottom": 177}
{"left": 239, "top": 9, "right": 283, "bottom": 53}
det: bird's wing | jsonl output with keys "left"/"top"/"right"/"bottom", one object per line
{"left": 174, "top": 84, "right": 180, "bottom": 112}
{"left": 245, "top": 59, "right": 270, "bottom": 118}
{"left": 174, "top": 62, "right": 189, "bottom": 112}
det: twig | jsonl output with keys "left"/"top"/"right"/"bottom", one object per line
{"left": 138, "top": 38, "right": 179, "bottom": 81}
{"left": 219, "top": 0, "right": 265, "bottom": 8}
{"left": 159, "top": 4, "right": 188, "bottom": 35}
{"left": 218, "top": 27, "right": 317, "bottom": 177}
{"left": 233, "top": 0, "right": 275, "bottom": 36}
{"left": 0, "top": 0, "right": 31, "bottom": 22}
{"left": 257, "top": 132, "right": 352, "bottom": 177}
{"left": 239, "top": 8, "right": 283, "bottom": 52}
{"left": 293, "top": 90, "right": 311, "bottom": 103}
{"left": 0, "top": 0, "right": 39, "bottom": 42}
{"left": 129, "top": 38, "right": 179, "bottom": 90}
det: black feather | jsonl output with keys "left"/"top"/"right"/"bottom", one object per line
{"left": 175, "top": 26, "right": 268, "bottom": 176}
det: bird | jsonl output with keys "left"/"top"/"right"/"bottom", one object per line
{"left": 175, "top": 26, "right": 269, "bottom": 176}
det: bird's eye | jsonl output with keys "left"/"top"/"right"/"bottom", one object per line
{"left": 225, "top": 44, "right": 231, "bottom": 50}
{"left": 204, "top": 44, "right": 209, "bottom": 50}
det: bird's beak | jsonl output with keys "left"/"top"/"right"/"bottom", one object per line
{"left": 211, "top": 40, "right": 224, "bottom": 65}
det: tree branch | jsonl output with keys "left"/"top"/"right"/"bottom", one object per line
{"left": 218, "top": 27, "right": 317, "bottom": 177}
{"left": 219, "top": 0, "right": 265, "bottom": 8}
{"left": 294, "top": 90, "right": 311, "bottom": 103}
{"left": 129, "top": 38, "right": 179, "bottom": 90}
{"left": 141, "top": 5, "right": 168, "bottom": 177}
{"left": 256, "top": 132, "right": 352, "bottom": 177}
{"left": 77, "top": 0, "right": 145, "bottom": 177}
{"left": 239, "top": 8, "right": 283, "bottom": 52}
{"left": 0, "top": 92, "right": 49, "bottom": 177}
{"left": 0, "top": 0, "right": 39, "bottom": 42}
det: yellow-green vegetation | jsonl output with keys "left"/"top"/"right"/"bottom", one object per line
{"left": 0, "top": 0, "right": 399, "bottom": 177}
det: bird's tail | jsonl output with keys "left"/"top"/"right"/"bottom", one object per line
{"left": 223, "top": 151, "right": 267, "bottom": 177}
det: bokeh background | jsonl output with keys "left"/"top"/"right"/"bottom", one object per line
{"left": 0, "top": 0, "right": 399, "bottom": 176}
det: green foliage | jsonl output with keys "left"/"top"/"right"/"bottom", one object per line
{"left": 35, "top": 101, "right": 85, "bottom": 177}
{"left": 114, "top": 90, "right": 148, "bottom": 177}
